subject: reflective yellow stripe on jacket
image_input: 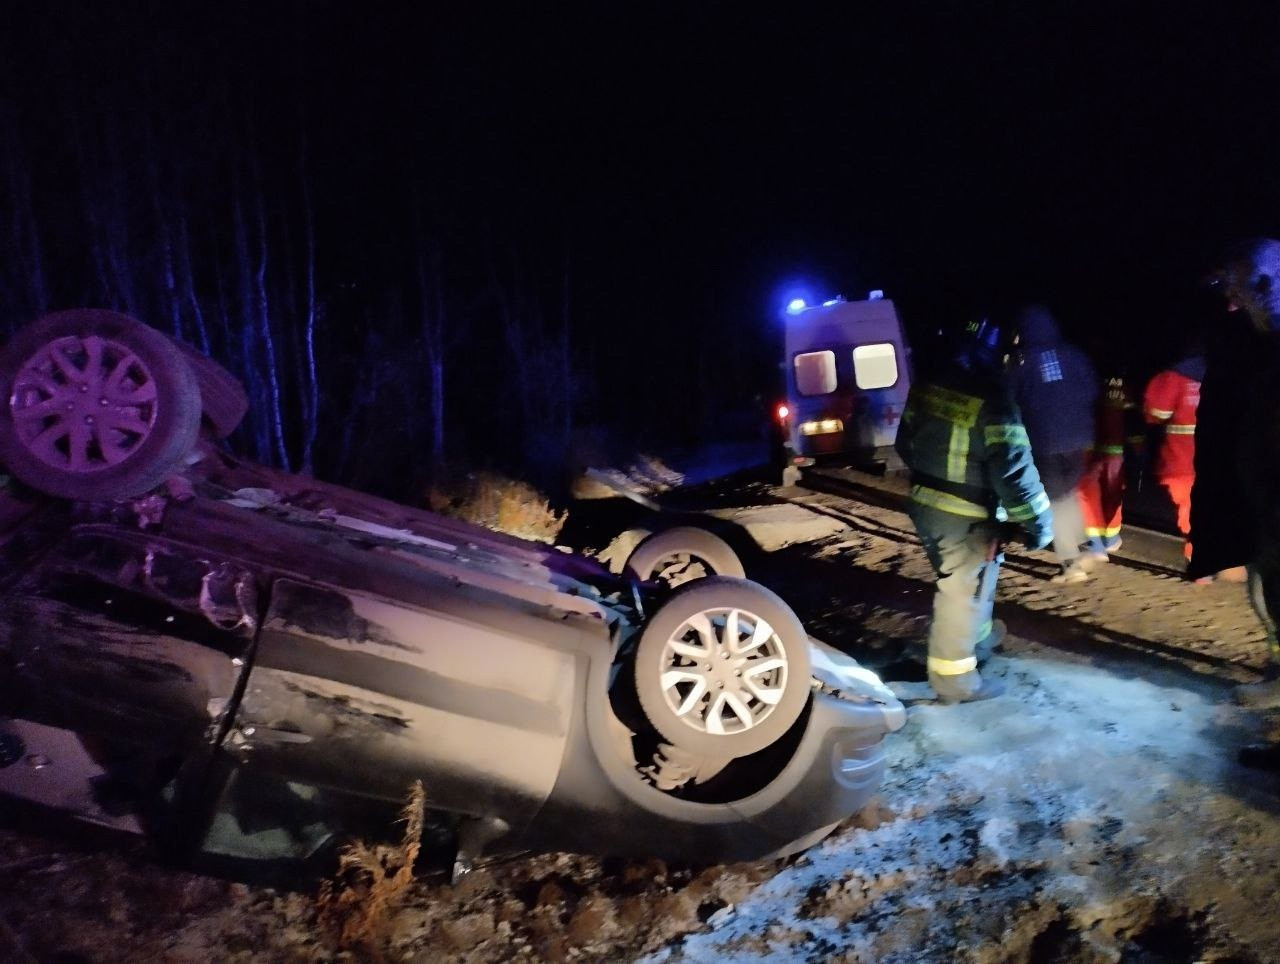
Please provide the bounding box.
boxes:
[1004,490,1051,522]
[909,484,990,519]
[918,384,983,426]
[947,425,969,480]
[918,385,982,482]
[1167,424,1195,435]
[983,424,1030,448]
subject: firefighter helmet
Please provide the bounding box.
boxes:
[951,316,1016,373]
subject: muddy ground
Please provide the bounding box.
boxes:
[2,471,1278,962]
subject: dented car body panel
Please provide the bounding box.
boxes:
[234,576,580,830]
[0,452,903,868]
[1,525,256,748]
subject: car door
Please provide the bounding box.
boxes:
[225,571,581,836]
[0,523,258,829]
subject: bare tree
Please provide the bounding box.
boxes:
[1,111,47,317]
[412,195,447,476]
[174,210,211,355]
[488,240,577,482]
[298,124,320,475]
[142,113,182,341]
[0,39,608,504]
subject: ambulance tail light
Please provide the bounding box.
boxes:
[800,418,844,436]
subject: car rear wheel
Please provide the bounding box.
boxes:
[623,526,745,587]
[0,310,202,499]
[633,576,812,759]
[174,340,247,439]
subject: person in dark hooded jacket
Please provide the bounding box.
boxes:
[1188,285,1259,583]
[1007,305,1099,583]
[1192,239,1280,769]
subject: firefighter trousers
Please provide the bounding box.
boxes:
[1159,474,1194,559]
[1038,451,1089,565]
[907,503,1001,699]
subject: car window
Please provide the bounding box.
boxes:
[852,343,898,390]
[794,350,837,396]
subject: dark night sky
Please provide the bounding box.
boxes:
[7,2,1280,390]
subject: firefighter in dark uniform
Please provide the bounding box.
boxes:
[895,319,1054,702]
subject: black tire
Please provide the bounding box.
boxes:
[633,576,812,759]
[0,310,202,500]
[624,526,746,587]
[175,340,247,439]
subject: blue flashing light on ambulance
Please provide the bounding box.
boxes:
[776,290,912,475]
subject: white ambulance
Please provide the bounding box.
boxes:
[777,292,912,473]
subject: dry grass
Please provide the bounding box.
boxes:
[315,780,426,959]
[427,470,567,543]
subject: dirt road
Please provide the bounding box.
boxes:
[651,479,1280,962]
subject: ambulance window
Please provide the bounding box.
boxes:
[794,351,837,396]
[852,343,898,389]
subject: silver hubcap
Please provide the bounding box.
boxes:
[9,335,159,474]
[658,606,789,736]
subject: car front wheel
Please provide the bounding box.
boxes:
[633,576,812,759]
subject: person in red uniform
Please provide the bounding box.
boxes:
[1143,348,1204,558]
[1079,372,1142,560]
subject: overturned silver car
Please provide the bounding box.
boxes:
[0,310,904,875]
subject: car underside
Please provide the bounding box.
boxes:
[0,311,904,876]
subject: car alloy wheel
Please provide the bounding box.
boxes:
[634,576,812,759]
[0,310,202,499]
[657,605,789,737]
[12,333,162,473]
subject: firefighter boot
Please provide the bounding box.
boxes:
[1050,559,1091,584]
[930,669,1006,704]
[1234,667,1280,711]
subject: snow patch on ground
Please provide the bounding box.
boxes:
[649,656,1270,962]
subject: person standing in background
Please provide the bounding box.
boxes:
[1143,342,1204,561]
[1079,371,1142,561]
[1188,277,1254,588]
[1008,304,1099,584]
[1189,239,1280,767]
